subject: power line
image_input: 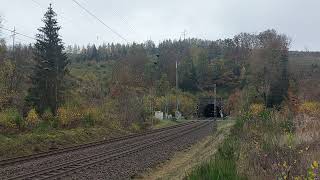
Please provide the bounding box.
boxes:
[112,8,137,36]
[71,0,129,43]
[0,26,36,40]
[80,0,139,39]
[30,0,42,7]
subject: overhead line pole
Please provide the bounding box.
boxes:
[12,27,16,60]
[0,26,36,40]
[176,60,179,113]
[214,84,217,118]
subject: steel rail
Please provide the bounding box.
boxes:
[0,121,196,167]
[7,121,211,180]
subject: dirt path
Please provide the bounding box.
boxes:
[135,120,235,180]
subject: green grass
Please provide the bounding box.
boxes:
[187,157,238,180]
[187,136,246,180]
[153,119,179,129]
[0,127,126,160]
[187,118,247,180]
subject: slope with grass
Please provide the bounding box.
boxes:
[135,120,235,180]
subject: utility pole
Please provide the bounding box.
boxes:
[213,84,217,118]
[182,30,187,40]
[176,60,179,113]
[11,27,16,60]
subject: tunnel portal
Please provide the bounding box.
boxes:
[197,97,224,118]
[203,104,222,118]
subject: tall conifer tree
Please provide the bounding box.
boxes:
[27,4,68,114]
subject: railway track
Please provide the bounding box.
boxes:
[0,121,196,168]
[5,121,210,180]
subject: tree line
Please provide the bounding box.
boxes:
[0,4,290,132]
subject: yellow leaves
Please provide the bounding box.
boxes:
[57,107,69,126]
[312,161,319,169]
[294,176,303,180]
[306,160,319,179]
[249,103,265,117]
[57,106,100,127]
[300,101,320,117]
[26,108,40,126]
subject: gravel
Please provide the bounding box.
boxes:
[0,121,214,180]
[66,122,213,180]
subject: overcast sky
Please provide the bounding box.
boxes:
[0,0,319,50]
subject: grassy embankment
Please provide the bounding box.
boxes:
[152,119,179,129]
[0,126,128,160]
[187,104,320,179]
[187,118,246,180]
[135,119,235,180]
[0,119,181,160]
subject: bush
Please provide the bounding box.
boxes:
[249,103,265,117]
[259,109,272,122]
[57,107,69,127]
[26,108,40,127]
[57,105,103,128]
[82,108,98,127]
[0,108,23,130]
[130,122,141,132]
[280,119,295,134]
[299,101,320,117]
[42,109,54,122]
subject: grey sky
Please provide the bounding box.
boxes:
[0,0,319,50]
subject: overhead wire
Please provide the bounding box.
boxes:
[0,26,36,40]
[112,8,138,37]
[71,0,129,43]
[2,0,132,44]
[80,0,138,37]
[30,0,42,7]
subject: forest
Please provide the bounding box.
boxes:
[1,5,320,179]
[0,26,293,131]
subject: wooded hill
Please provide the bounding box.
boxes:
[1,5,318,134]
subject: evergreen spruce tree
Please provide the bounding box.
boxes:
[27,4,68,114]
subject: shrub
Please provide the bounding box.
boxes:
[26,108,40,127]
[42,108,54,122]
[57,107,69,127]
[130,122,141,132]
[0,108,23,130]
[259,109,272,122]
[299,101,320,117]
[57,105,86,128]
[249,103,265,117]
[280,119,295,134]
[82,108,97,127]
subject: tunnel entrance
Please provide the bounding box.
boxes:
[203,104,222,118]
[197,97,224,118]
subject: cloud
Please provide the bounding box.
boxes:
[0,0,319,50]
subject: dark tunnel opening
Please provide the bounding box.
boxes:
[203,104,222,118]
